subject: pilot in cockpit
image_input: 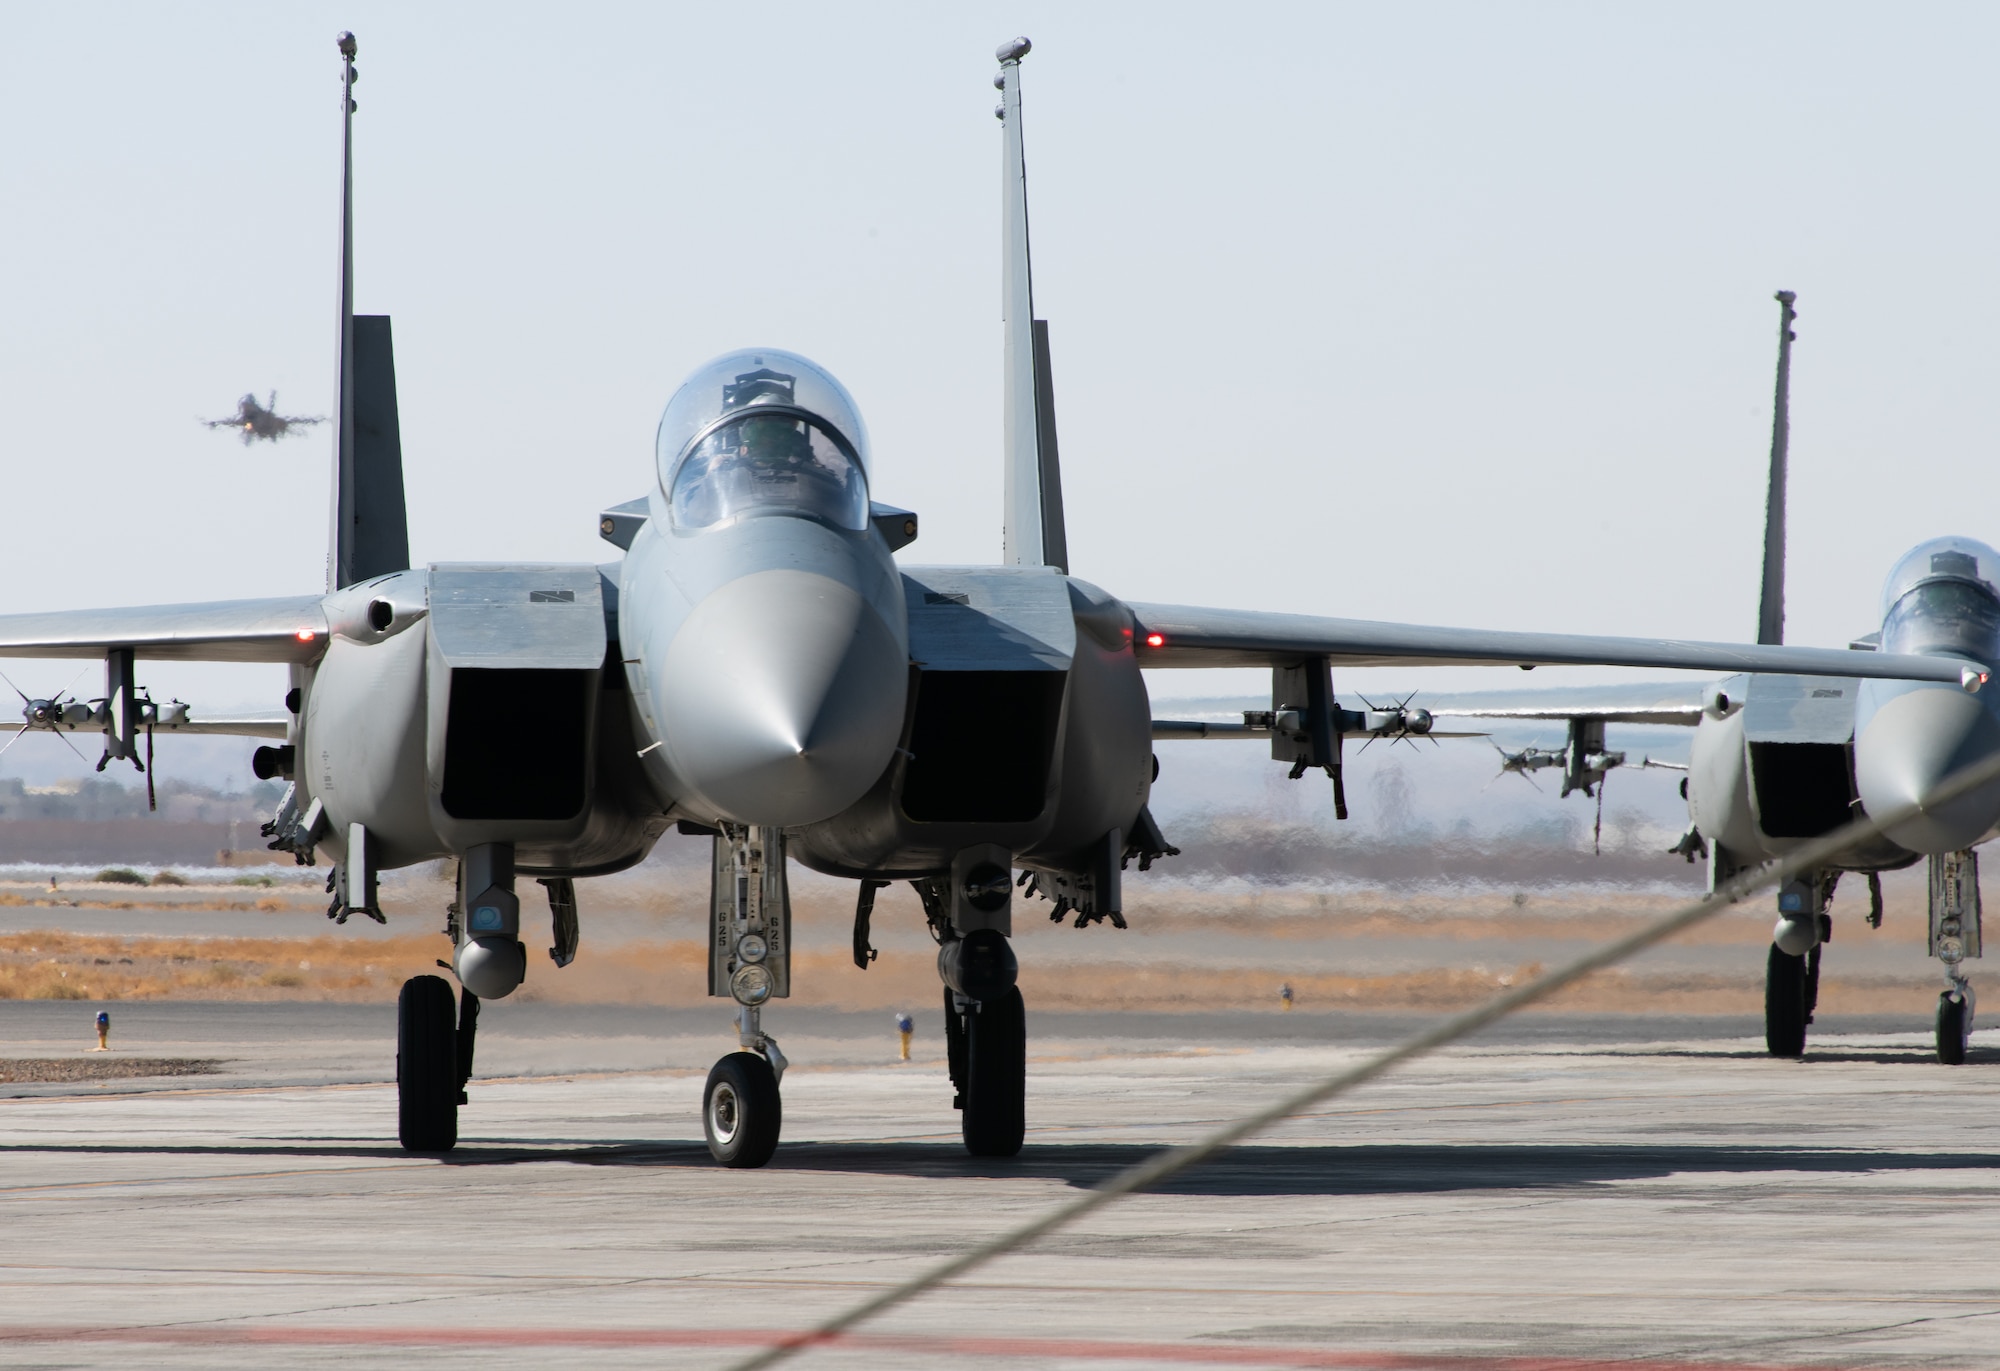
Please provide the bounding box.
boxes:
[667,382,870,533]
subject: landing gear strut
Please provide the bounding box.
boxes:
[1929,850,1981,1065]
[1765,873,1831,1059]
[702,826,790,1166]
[397,974,474,1151]
[927,844,1027,1158]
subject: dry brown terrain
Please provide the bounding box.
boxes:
[0,863,1954,1019]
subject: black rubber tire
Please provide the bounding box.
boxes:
[1937,992,1970,1066]
[962,985,1026,1157]
[703,1051,782,1168]
[397,975,459,1152]
[1765,944,1809,1059]
[943,987,967,1109]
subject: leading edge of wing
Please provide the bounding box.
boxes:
[1125,602,1978,687]
[0,597,329,664]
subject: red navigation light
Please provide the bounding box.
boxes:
[1144,632,1165,649]
[295,628,317,642]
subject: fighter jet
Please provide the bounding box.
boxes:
[203,391,323,445]
[1419,293,2000,1066]
[0,35,1982,1167]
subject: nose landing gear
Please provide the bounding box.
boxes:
[1929,850,1981,1064]
[701,826,791,1166]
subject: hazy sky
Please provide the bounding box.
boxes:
[4,3,1998,733]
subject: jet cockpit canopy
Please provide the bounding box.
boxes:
[655,349,871,533]
[1880,535,2000,662]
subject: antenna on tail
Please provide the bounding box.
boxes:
[1757,290,1797,645]
[996,38,1069,572]
[327,32,411,592]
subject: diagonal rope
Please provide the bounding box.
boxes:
[726,743,2000,1371]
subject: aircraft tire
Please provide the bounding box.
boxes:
[704,1051,781,1168]
[1764,945,1809,1059]
[397,975,460,1152]
[1937,992,1970,1066]
[961,985,1025,1158]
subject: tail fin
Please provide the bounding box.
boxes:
[1756,290,1797,645]
[327,33,411,591]
[996,38,1069,573]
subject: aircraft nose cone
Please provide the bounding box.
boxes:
[1855,687,2000,853]
[658,568,906,827]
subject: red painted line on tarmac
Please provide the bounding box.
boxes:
[0,1324,1919,1370]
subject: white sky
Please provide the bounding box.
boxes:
[3,2,1998,734]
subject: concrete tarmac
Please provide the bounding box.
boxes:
[1,1003,1997,1368]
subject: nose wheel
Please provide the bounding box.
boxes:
[703,1050,782,1167]
[1937,990,1973,1065]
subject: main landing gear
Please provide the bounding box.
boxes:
[397,974,477,1152]
[927,845,1028,1158]
[945,981,1026,1156]
[1765,872,1831,1059]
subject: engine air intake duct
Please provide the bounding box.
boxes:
[900,670,1063,823]
[441,668,590,820]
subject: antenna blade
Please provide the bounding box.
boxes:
[1757,291,1796,646]
[328,33,359,592]
[997,39,1045,567]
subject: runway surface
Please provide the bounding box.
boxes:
[1,1003,1996,1368]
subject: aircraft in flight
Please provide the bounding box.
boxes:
[1,35,1985,1166]
[1412,293,2000,1065]
[203,391,324,445]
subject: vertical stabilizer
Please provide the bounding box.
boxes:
[996,38,1068,572]
[1757,291,1797,645]
[327,33,412,591]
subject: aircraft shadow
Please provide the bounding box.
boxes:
[6,1139,1995,1198]
[1641,1044,2000,1065]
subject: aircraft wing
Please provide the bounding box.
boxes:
[1429,703,1703,727]
[0,710,290,739]
[0,597,328,664]
[1125,602,1980,686]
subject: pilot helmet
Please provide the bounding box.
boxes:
[1880,536,2000,618]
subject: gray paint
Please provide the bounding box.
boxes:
[902,565,1074,671]
[427,564,606,671]
[1741,674,1855,744]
